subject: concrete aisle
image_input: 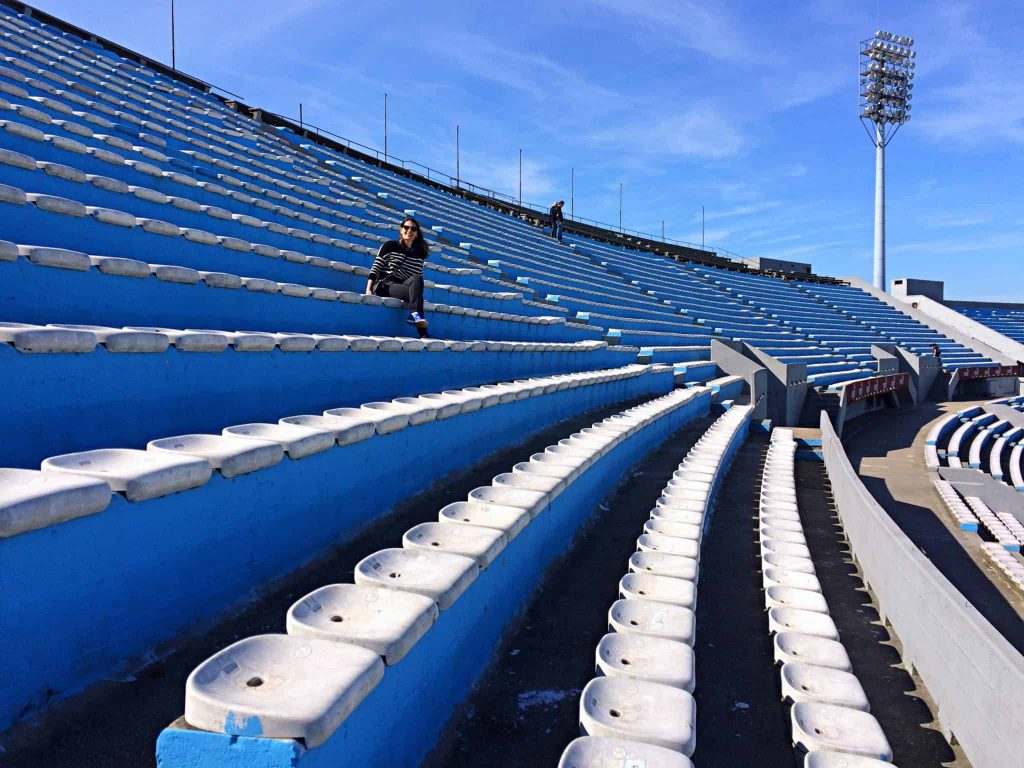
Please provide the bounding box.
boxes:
[424,415,718,767]
[843,402,1024,651]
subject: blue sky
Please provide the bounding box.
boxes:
[25,0,1024,300]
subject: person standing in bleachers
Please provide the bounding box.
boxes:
[548,200,564,242]
[366,217,430,337]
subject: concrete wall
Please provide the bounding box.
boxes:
[892,277,944,302]
[821,413,1024,768]
[744,343,807,426]
[711,339,768,419]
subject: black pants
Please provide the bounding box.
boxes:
[375,274,425,315]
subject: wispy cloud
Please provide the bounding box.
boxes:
[586,0,752,62]
[702,200,781,221]
[586,104,747,160]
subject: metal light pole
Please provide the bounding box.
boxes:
[299,102,303,130]
[701,206,705,249]
[170,0,176,69]
[570,167,574,218]
[619,183,623,232]
[860,30,916,291]
[383,93,388,163]
[518,148,522,206]
[456,124,460,189]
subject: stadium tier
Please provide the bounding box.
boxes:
[949,303,1024,345]
[1,3,1023,768]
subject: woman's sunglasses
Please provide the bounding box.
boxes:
[401,224,419,232]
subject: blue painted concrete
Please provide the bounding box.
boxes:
[0,341,631,469]
[0,370,672,731]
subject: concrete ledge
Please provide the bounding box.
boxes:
[821,412,1024,768]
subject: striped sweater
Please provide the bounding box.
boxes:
[368,240,426,283]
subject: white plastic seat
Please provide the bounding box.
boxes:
[649,506,703,527]
[656,496,707,514]
[628,551,699,581]
[42,448,211,501]
[354,548,477,610]
[493,471,559,498]
[768,608,840,640]
[620,573,696,609]
[766,586,830,613]
[324,405,407,435]
[286,583,438,665]
[758,517,804,534]
[774,632,852,672]
[761,526,807,545]
[763,567,823,593]
[147,433,283,478]
[760,504,801,520]
[0,467,111,538]
[791,702,892,761]
[804,750,894,767]
[0,321,97,353]
[643,518,701,542]
[764,552,816,574]
[661,487,707,504]
[513,461,572,491]
[402,521,506,567]
[438,500,530,539]
[279,414,375,446]
[637,532,700,559]
[608,598,695,645]
[468,485,547,518]
[761,539,813,559]
[781,662,870,711]
[558,736,693,768]
[364,399,436,427]
[595,632,695,692]
[579,677,696,755]
[184,634,383,748]
[222,422,334,459]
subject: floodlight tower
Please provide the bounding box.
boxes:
[859,30,916,291]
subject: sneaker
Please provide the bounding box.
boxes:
[405,311,428,330]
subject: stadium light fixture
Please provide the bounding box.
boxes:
[860,29,917,291]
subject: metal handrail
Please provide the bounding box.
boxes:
[283,111,760,265]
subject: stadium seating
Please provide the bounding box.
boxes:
[950,304,1024,345]
[0,4,1015,765]
[155,387,713,766]
[556,404,752,764]
[761,429,894,763]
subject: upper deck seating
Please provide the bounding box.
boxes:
[951,304,1024,345]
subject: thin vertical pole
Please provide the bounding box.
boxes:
[571,167,575,219]
[299,102,303,130]
[662,220,665,240]
[873,123,886,290]
[619,183,623,231]
[383,93,388,163]
[456,124,460,188]
[702,206,705,248]
[170,0,176,70]
[518,148,522,205]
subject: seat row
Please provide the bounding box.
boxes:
[759,430,896,766]
[980,543,1024,592]
[156,386,713,766]
[557,404,753,767]
[0,363,674,731]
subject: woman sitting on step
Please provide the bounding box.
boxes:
[365,216,430,337]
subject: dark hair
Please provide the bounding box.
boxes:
[401,216,428,259]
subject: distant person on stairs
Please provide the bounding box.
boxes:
[930,343,941,362]
[366,216,430,337]
[548,200,564,242]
